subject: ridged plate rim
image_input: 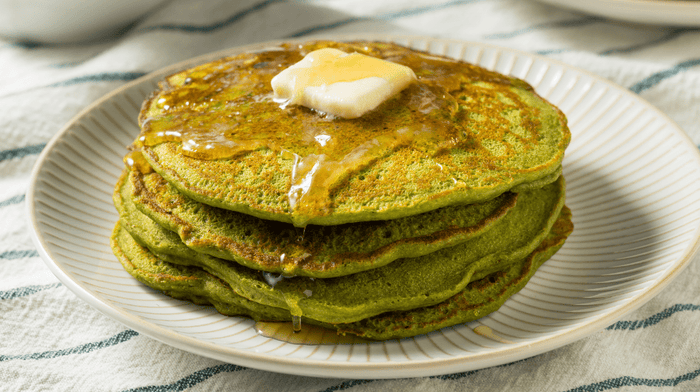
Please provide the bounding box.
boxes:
[26,35,700,379]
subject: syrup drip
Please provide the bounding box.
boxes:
[262,272,285,287]
[124,149,153,174]
[284,117,459,224]
[255,321,370,345]
[260,267,306,331]
[473,325,513,344]
[296,226,307,243]
[292,315,302,332]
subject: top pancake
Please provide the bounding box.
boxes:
[136,41,570,226]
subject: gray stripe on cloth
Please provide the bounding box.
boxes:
[607,304,700,331]
[600,29,695,56]
[0,330,139,361]
[563,366,700,392]
[0,249,39,261]
[0,194,24,208]
[485,16,603,40]
[630,57,700,94]
[120,363,246,392]
[49,72,147,87]
[138,0,285,34]
[0,282,61,301]
[0,144,45,162]
[288,0,489,37]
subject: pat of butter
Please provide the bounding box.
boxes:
[271,48,416,119]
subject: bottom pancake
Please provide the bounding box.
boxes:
[110,206,572,340]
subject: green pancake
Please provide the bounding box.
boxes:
[135,40,570,227]
[121,168,519,277]
[118,172,566,324]
[111,206,572,340]
[337,205,573,339]
[510,165,562,193]
[111,221,292,322]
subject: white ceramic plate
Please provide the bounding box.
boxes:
[27,36,700,379]
[536,0,700,26]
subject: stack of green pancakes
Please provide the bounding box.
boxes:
[111,41,573,340]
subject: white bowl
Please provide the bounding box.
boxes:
[0,0,167,44]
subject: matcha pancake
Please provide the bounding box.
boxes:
[337,205,573,339]
[111,221,292,322]
[111,207,572,340]
[119,173,566,324]
[121,168,519,277]
[135,40,570,226]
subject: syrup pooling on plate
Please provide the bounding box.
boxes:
[254,321,370,344]
[135,41,542,226]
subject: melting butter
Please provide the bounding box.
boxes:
[271,48,416,118]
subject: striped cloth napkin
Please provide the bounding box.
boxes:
[2,0,700,390]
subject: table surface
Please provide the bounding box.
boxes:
[2,0,700,391]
